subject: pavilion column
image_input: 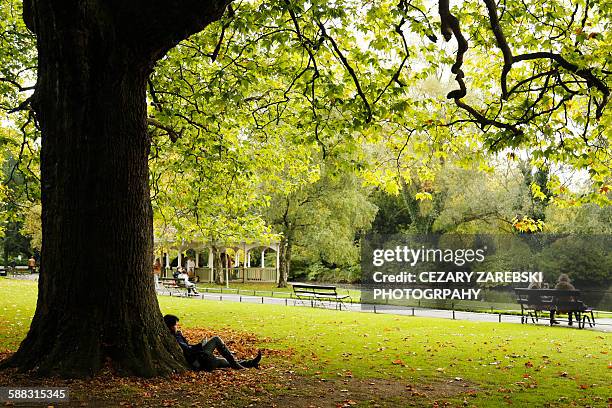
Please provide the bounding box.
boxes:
[195,252,199,268]
[164,252,170,277]
[243,245,247,283]
[261,249,265,268]
[159,250,164,277]
[208,248,213,283]
[247,252,251,268]
[223,254,228,284]
[177,250,183,268]
[275,244,280,283]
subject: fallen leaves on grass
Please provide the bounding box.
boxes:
[0,328,287,407]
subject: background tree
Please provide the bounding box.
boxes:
[265,169,377,286]
[0,124,38,266]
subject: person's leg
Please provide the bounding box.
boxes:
[201,336,244,369]
[550,310,558,324]
[197,351,261,371]
[239,350,262,368]
[197,353,232,371]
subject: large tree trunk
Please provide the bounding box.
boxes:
[1,0,229,378]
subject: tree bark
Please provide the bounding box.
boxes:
[1,0,230,378]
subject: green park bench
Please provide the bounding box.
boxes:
[291,283,352,310]
[515,288,595,329]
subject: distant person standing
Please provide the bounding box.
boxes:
[153,258,162,289]
[186,257,195,274]
[28,256,36,273]
[153,258,162,271]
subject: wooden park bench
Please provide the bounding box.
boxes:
[158,277,193,296]
[515,288,595,329]
[8,266,31,275]
[291,283,352,310]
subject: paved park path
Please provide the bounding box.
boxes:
[8,274,608,332]
[157,289,612,333]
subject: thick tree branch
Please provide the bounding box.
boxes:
[455,99,521,135]
[7,95,34,113]
[439,0,609,139]
[513,52,609,117]
[438,0,468,100]
[318,22,372,123]
[483,0,608,116]
[210,4,235,62]
[482,0,512,99]
[0,77,35,92]
[373,19,409,105]
[147,117,182,143]
[101,0,234,64]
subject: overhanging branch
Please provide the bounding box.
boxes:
[438,0,609,139]
[147,117,182,143]
[318,22,372,123]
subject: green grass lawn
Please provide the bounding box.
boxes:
[193,281,362,301]
[1,278,610,407]
[191,282,612,320]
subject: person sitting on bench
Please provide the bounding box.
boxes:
[551,273,577,325]
[164,314,262,371]
[526,278,544,311]
[177,268,199,295]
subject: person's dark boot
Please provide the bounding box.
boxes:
[240,350,262,369]
[215,340,246,369]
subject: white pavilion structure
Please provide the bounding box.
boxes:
[154,237,281,283]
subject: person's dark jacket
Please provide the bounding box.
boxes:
[174,331,203,365]
[554,280,577,311]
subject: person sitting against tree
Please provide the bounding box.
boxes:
[163,314,262,371]
[550,273,578,325]
[176,267,199,295]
